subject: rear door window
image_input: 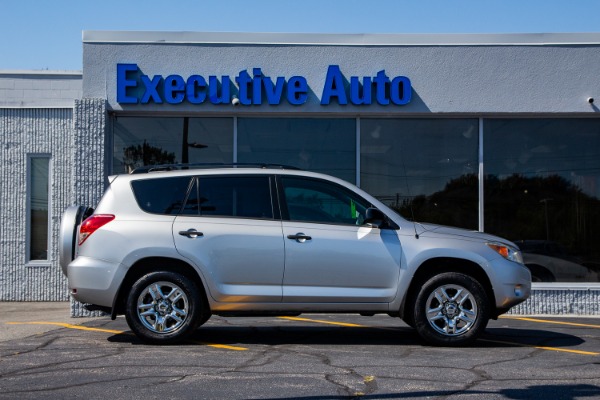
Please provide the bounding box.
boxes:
[182,175,274,219]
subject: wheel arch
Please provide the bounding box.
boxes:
[401,257,497,323]
[111,256,209,319]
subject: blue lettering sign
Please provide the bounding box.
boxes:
[115,63,411,107]
[390,76,411,105]
[321,66,411,106]
[208,76,230,104]
[373,70,390,105]
[321,65,348,105]
[287,76,308,105]
[116,64,139,104]
[350,76,372,105]
[186,75,207,104]
[235,70,252,105]
[140,75,163,104]
[164,75,185,104]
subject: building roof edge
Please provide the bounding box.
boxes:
[0,70,82,77]
[82,31,600,46]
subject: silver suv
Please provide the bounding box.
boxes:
[60,165,531,346]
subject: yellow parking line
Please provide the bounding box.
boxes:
[278,316,365,327]
[479,338,599,356]
[279,316,598,356]
[500,316,600,329]
[189,340,248,351]
[6,321,126,335]
[6,321,248,351]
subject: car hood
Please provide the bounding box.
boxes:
[414,222,517,248]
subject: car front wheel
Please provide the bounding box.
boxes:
[413,272,490,346]
[125,271,204,344]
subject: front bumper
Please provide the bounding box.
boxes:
[488,257,532,311]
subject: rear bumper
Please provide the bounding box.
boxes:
[68,256,125,308]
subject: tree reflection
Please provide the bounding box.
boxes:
[122,140,176,173]
[389,173,600,282]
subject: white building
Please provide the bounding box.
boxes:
[2,31,600,315]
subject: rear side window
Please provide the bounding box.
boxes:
[131,176,192,215]
[182,175,274,219]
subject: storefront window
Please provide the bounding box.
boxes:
[361,119,479,229]
[112,117,233,173]
[484,119,600,283]
[237,118,356,183]
[28,155,50,262]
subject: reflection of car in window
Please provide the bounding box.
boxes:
[514,240,600,283]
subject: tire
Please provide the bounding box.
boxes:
[413,272,490,346]
[125,271,205,344]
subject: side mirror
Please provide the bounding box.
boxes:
[364,207,385,228]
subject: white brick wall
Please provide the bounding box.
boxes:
[0,108,74,301]
[0,99,108,317]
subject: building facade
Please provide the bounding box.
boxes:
[2,31,600,315]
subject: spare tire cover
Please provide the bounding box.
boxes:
[59,206,92,276]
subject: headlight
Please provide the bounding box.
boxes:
[487,243,524,264]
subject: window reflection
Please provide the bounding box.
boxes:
[113,117,233,173]
[29,157,49,261]
[237,118,356,183]
[361,119,479,229]
[485,119,600,283]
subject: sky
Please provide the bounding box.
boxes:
[1,0,600,71]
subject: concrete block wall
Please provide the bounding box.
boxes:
[0,108,74,301]
[70,98,107,317]
[0,96,107,318]
[508,288,600,315]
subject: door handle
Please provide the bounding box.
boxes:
[179,229,203,238]
[287,233,312,243]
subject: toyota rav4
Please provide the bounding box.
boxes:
[59,164,531,346]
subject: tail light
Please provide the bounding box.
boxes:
[79,214,115,245]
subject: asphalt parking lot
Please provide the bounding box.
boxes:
[1,310,600,399]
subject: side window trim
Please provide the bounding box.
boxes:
[274,174,289,222]
[269,175,282,220]
[179,176,199,215]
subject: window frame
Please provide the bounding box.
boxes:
[26,154,52,265]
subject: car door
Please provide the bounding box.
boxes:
[173,174,285,303]
[279,175,401,303]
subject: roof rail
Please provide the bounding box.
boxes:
[130,163,302,174]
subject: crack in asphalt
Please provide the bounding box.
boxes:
[0,374,189,394]
[2,317,600,398]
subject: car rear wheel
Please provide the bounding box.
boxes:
[125,271,205,344]
[413,272,490,346]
